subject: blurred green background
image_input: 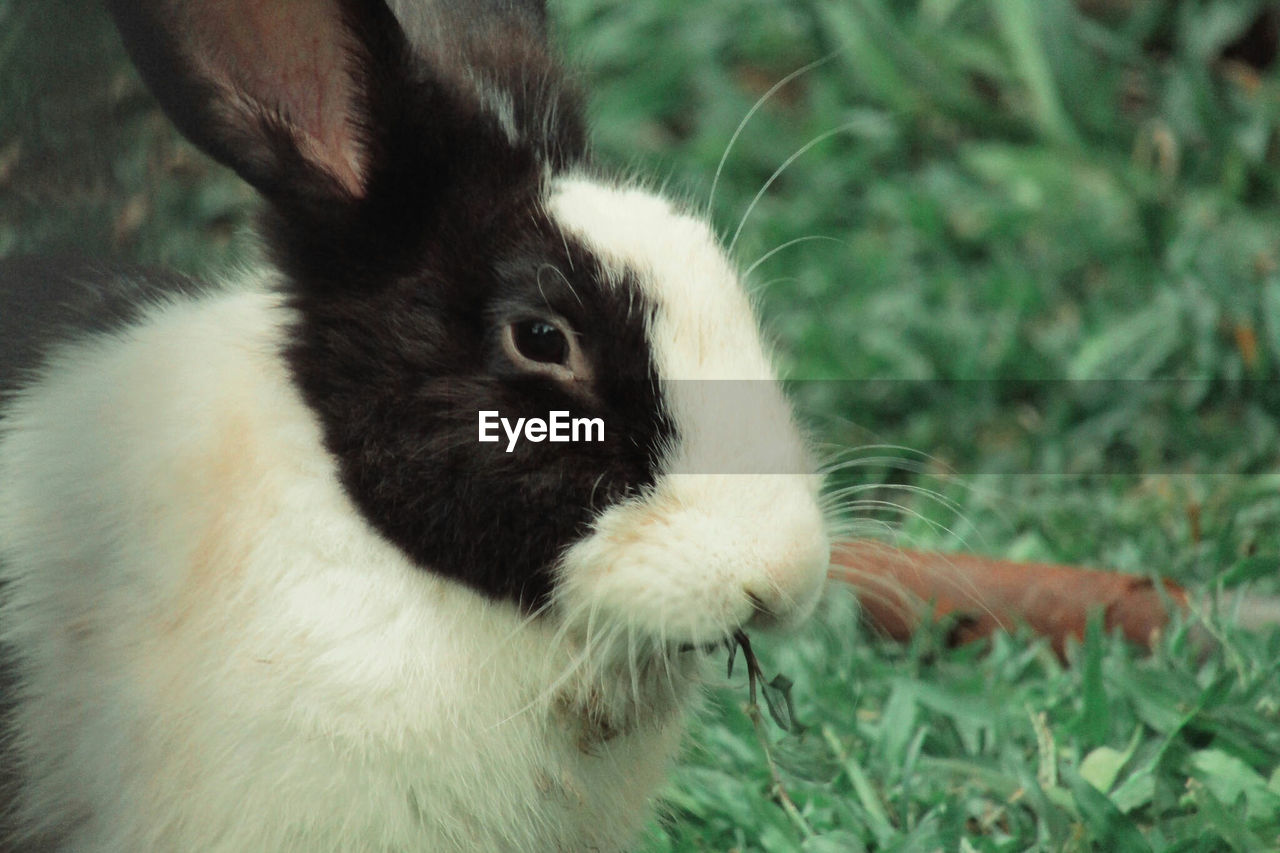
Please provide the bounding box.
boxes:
[4,0,1280,849]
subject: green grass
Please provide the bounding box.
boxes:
[4,0,1280,849]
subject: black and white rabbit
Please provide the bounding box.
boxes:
[0,1,830,850]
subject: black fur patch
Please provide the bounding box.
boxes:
[284,198,674,609]
[255,4,673,608]
[104,0,674,608]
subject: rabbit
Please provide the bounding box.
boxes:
[0,0,831,851]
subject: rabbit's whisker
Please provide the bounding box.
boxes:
[706,52,840,225]
[742,234,848,281]
[728,120,863,256]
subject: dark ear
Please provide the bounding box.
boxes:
[383,0,586,170]
[108,0,585,225]
[389,0,549,47]
[105,0,406,206]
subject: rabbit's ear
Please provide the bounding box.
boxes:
[106,0,407,203]
[389,0,549,46]
[108,0,585,259]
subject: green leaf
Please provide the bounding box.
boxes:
[1065,768,1154,852]
[803,831,869,853]
[1261,275,1280,368]
[1184,776,1272,852]
[1077,609,1109,745]
[762,673,803,734]
[988,0,1078,145]
[1081,747,1129,794]
[1068,291,1184,380]
[1109,769,1156,814]
[772,732,843,785]
[1221,555,1280,587]
[1191,749,1280,823]
[1082,727,1144,794]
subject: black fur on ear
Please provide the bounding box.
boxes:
[106,0,588,284]
[388,0,550,51]
[105,0,386,206]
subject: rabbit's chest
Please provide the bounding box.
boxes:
[188,705,685,853]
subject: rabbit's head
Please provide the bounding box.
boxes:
[108,0,830,656]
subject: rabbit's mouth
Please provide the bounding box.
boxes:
[675,639,730,654]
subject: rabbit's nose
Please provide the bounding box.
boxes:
[741,534,830,632]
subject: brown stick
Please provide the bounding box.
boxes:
[830,541,1190,658]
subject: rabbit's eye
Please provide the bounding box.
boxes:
[511,320,569,366]
[501,316,590,382]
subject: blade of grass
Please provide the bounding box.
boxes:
[989,0,1079,145]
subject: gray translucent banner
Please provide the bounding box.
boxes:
[473,379,1278,475]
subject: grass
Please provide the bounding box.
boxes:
[3,0,1280,850]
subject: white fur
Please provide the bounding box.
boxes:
[0,273,688,851]
[0,178,827,851]
[469,72,521,144]
[548,177,829,645]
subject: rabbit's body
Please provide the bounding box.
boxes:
[1,269,691,852]
[0,2,830,850]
